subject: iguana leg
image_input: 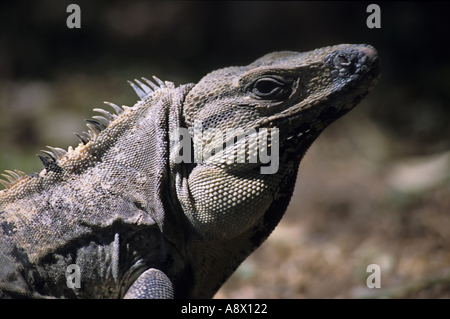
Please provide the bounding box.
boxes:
[123,268,174,299]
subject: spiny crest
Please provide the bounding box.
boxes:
[0,76,172,190]
[71,76,172,146]
[0,170,28,189]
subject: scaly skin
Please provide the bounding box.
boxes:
[0,44,380,298]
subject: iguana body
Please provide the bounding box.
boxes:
[0,44,381,298]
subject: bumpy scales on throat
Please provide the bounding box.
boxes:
[0,44,380,298]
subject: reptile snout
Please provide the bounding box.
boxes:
[324,45,381,83]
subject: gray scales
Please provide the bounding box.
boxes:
[0,44,381,299]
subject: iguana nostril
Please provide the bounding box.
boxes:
[338,54,351,66]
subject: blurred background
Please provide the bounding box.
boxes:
[1,1,449,298]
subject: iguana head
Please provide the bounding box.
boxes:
[184,44,381,161]
[180,44,381,240]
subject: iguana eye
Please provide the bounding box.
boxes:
[251,77,290,100]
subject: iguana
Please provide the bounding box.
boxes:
[0,44,381,299]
